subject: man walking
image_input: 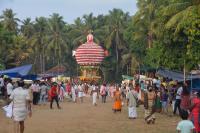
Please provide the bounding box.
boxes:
[127,86,138,119]
[0,75,5,97]
[100,83,107,103]
[50,83,61,109]
[31,81,40,105]
[173,83,183,115]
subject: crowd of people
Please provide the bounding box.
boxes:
[124,75,200,133]
[0,74,200,133]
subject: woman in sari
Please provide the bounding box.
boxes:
[113,86,122,113]
[144,87,156,124]
[189,92,200,133]
[154,88,162,113]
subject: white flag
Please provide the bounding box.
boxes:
[72,50,76,56]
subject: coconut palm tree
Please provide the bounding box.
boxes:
[68,17,85,48]
[31,17,48,73]
[132,0,167,49]
[21,18,34,39]
[83,13,97,32]
[121,52,139,75]
[0,23,15,68]
[163,0,200,31]
[105,8,130,77]
[47,13,68,66]
[8,35,33,66]
[0,9,19,34]
[70,13,100,48]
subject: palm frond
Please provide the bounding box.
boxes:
[162,2,191,17]
[105,31,115,49]
[165,10,185,29]
[121,53,131,67]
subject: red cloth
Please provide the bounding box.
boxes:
[66,83,71,93]
[135,86,140,93]
[48,89,51,101]
[189,97,200,132]
[50,86,58,97]
[180,94,190,110]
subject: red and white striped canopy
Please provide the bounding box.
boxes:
[75,34,105,66]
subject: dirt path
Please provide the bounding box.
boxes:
[0,97,179,133]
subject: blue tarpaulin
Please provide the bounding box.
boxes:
[0,64,32,77]
[21,74,37,80]
[157,68,200,90]
[191,79,200,91]
[156,68,200,81]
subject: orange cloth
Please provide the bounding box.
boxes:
[113,91,122,110]
[113,100,122,110]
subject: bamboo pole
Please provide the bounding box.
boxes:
[184,60,186,83]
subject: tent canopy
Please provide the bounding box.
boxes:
[156,68,200,90]
[122,75,134,80]
[46,65,66,74]
[0,64,32,77]
[156,68,200,81]
[21,74,37,80]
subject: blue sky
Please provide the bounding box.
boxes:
[0,0,137,24]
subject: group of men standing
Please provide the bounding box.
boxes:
[0,75,14,99]
[69,83,108,105]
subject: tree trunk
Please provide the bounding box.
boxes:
[40,54,43,74]
[115,44,119,75]
[147,31,153,48]
[183,60,186,83]
[115,32,119,77]
[127,65,128,75]
[42,46,45,73]
[33,54,37,74]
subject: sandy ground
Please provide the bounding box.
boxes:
[0,96,180,133]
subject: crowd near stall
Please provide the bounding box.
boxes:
[0,35,200,133]
[1,71,200,133]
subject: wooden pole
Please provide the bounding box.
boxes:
[184,60,186,83]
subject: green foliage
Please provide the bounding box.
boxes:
[0,3,200,81]
[0,8,19,35]
[0,63,5,70]
[135,0,200,72]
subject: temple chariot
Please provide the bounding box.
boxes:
[74,34,106,82]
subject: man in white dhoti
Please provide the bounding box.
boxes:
[9,80,32,133]
[91,84,98,106]
[78,84,84,103]
[126,86,138,119]
[72,84,78,103]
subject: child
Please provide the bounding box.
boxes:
[176,110,195,133]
